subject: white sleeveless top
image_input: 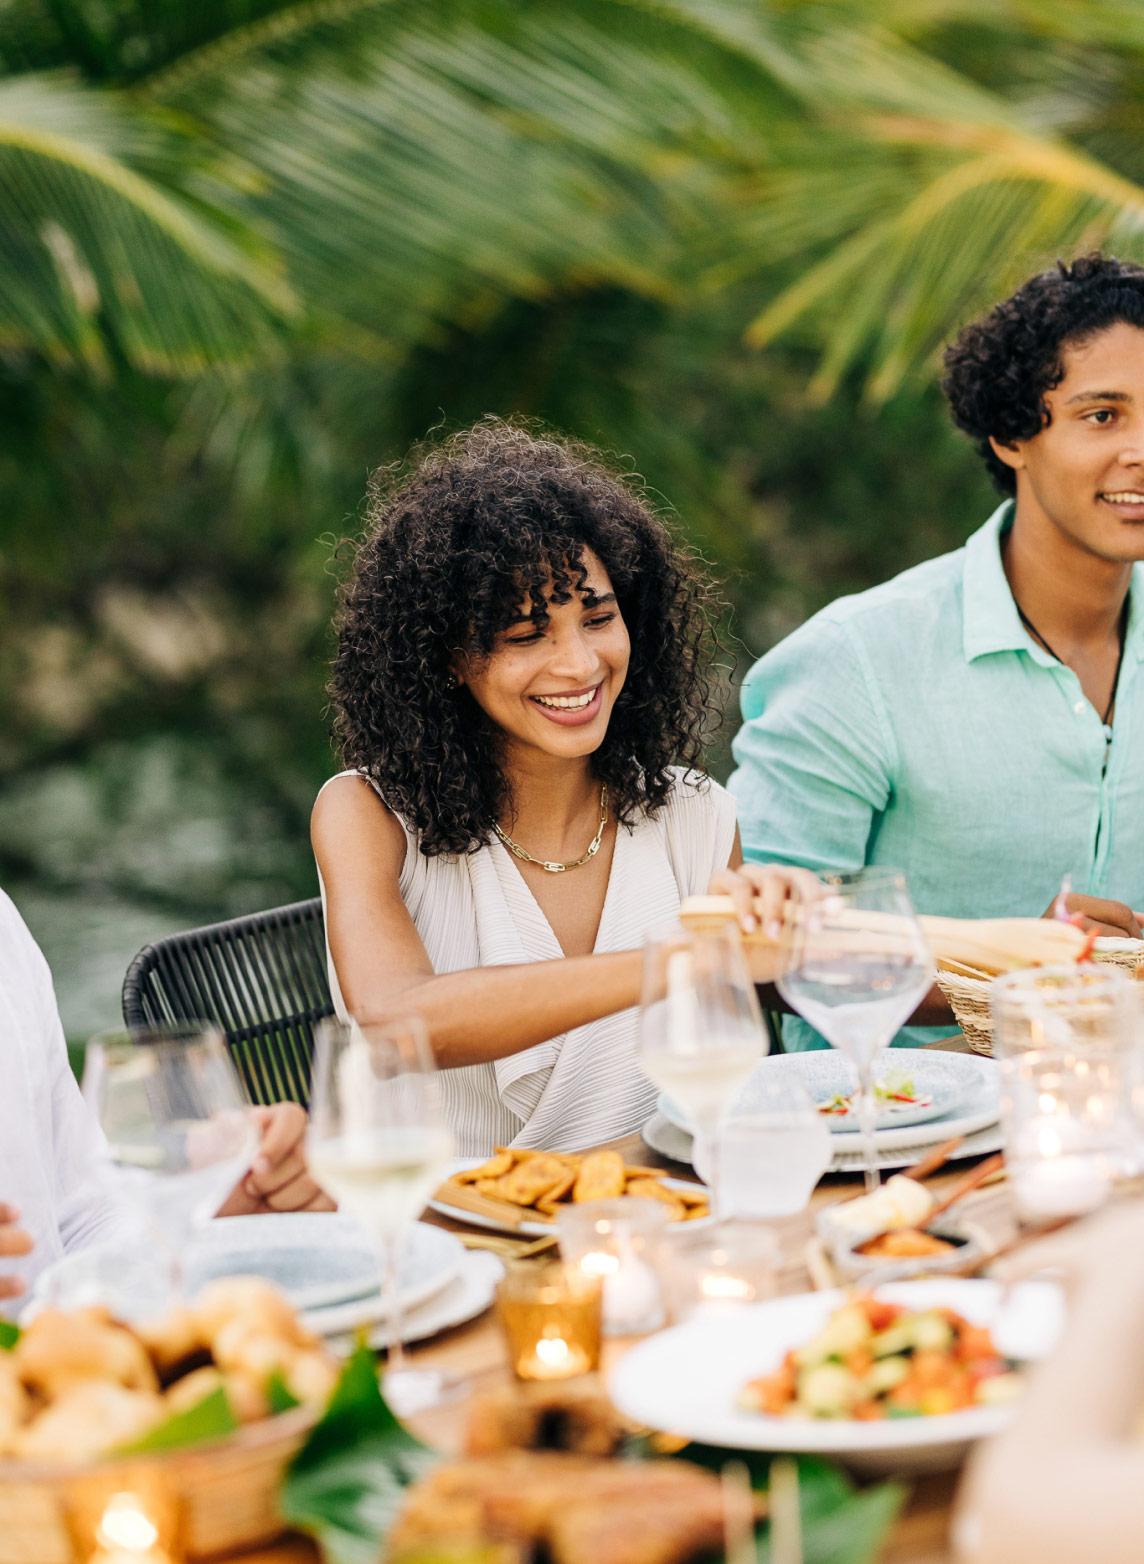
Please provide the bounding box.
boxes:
[317,767,737,1156]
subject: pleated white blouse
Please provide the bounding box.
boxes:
[318,767,737,1157]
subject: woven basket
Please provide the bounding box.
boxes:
[0,1403,316,1564]
[936,943,1144,1057]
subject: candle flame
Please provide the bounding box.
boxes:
[699,1275,753,1301]
[580,1251,620,1278]
[97,1494,159,1554]
[535,1336,571,1367]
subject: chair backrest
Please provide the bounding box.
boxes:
[121,898,334,1106]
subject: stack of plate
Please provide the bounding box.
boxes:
[642,1048,1002,1173]
[33,1212,503,1352]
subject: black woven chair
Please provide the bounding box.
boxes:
[121,898,334,1107]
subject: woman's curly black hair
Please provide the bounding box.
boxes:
[331,420,723,857]
[942,253,1144,494]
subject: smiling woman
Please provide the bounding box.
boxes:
[311,420,815,1155]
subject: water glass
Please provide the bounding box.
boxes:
[639,923,766,1215]
[777,868,933,1192]
[992,964,1137,1056]
[713,1073,833,1219]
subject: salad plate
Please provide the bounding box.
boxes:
[608,1278,1065,1474]
[641,1108,1002,1173]
[660,1050,980,1136]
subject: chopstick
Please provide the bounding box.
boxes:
[902,1135,965,1183]
[927,1153,1005,1220]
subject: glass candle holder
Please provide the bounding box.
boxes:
[557,1198,668,1335]
[65,1471,181,1564]
[1000,1045,1135,1222]
[992,963,1136,1056]
[658,1220,778,1323]
[495,1261,603,1380]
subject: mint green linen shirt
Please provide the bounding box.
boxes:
[728,502,1144,1051]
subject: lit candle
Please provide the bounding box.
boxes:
[1012,1154,1112,1221]
[579,1251,663,1334]
[87,1492,176,1564]
[495,1263,602,1380]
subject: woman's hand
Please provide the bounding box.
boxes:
[0,1203,33,1300]
[217,1103,336,1217]
[706,862,823,983]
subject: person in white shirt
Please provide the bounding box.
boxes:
[0,887,331,1303]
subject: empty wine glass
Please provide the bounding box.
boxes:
[776,868,934,1193]
[639,923,766,1216]
[306,1015,460,1415]
[82,1025,259,1300]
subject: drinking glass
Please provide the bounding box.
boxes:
[716,1073,833,1219]
[82,1025,259,1301]
[776,868,934,1192]
[639,923,766,1216]
[306,1015,459,1415]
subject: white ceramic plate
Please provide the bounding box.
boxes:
[609,1279,1065,1473]
[641,1110,1003,1173]
[658,1053,999,1156]
[660,1051,993,1141]
[33,1215,461,1321]
[428,1158,712,1235]
[314,1249,504,1350]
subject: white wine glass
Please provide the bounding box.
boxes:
[82,1025,259,1302]
[639,924,766,1217]
[776,868,934,1193]
[306,1015,460,1416]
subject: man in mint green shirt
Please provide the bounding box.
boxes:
[729,254,1144,1049]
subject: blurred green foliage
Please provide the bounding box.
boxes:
[4,0,1144,1024]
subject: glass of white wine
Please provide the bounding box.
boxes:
[638,924,766,1216]
[776,868,934,1193]
[306,1015,459,1415]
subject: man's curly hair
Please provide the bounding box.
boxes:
[943,253,1144,494]
[331,420,723,857]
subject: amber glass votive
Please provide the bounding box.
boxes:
[496,1261,603,1380]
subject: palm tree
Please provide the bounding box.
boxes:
[5,0,1144,400]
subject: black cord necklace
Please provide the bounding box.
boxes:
[1015,599,1128,728]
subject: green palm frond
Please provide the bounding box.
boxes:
[0,72,293,370]
[740,14,1144,399]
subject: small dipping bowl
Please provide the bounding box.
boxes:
[828,1213,988,1283]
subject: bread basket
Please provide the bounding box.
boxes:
[936,939,1144,1056]
[0,1403,316,1564]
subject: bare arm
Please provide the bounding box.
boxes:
[313,783,808,1068]
[313,775,643,1068]
[955,1206,1144,1564]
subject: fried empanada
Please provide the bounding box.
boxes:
[623,1178,686,1221]
[572,1150,625,1203]
[501,1154,574,1205]
[454,1150,516,1183]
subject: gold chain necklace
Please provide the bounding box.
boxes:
[493,784,609,873]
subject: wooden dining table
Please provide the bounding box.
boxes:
[231,1034,1015,1564]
